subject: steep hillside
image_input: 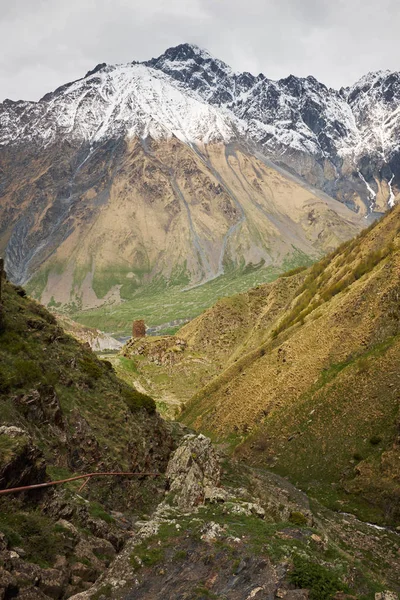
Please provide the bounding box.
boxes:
[1,267,399,599]
[120,269,307,411]
[0,276,174,597]
[178,205,400,524]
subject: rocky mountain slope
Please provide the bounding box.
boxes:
[148,44,400,212]
[1,257,399,599]
[181,204,400,525]
[4,44,397,318]
[54,313,122,351]
[0,275,175,597]
[122,205,400,526]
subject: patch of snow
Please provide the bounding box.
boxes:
[358,171,376,214]
[388,174,396,208]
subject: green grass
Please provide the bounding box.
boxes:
[0,508,77,568]
[248,334,400,524]
[123,501,383,599]
[88,502,115,524]
[0,278,162,516]
[70,264,295,335]
[289,556,349,600]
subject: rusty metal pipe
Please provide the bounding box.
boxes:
[0,471,160,496]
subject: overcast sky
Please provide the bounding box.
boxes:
[1,0,399,102]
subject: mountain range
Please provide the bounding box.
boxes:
[0,43,399,319]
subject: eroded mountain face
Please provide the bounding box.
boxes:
[0,44,398,310]
[147,44,400,211]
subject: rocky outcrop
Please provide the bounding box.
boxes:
[165,433,221,509]
[122,336,187,367]
[0,426,46,490]
[63,433,400,600]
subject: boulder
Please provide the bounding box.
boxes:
[166,434,221,509]
[38,567,68,599]
[0,567,17,600]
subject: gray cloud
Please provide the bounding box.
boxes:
[0,0,399,101]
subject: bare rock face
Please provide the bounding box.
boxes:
[165,433,221,509]
[13,386,66,435]
[0,426,46,490]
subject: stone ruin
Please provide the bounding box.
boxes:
[132,319,146,338]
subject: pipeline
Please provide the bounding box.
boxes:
[0,471,160,496]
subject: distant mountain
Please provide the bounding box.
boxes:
[0,44,397,314]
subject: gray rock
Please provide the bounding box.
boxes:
[38,567,69,599]
[0,567,17,600]
[166,434,221,509]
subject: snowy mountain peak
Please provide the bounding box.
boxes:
[0,61,240,148]
[149,43,216,63]
[146,43,231,71]
[0,43,399,213]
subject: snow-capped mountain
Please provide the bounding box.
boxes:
[1,42,399,211]
[0,43,397,313]
[0,62,239,147]
[147,44,400,212]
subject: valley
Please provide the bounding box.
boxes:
[118,205,400,528]
[1,40,400,600]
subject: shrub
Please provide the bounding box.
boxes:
[101,360,114,373]
[289,556,348,600]
[369,435,382,446]
[79,356,104,380]
[12,285,27,297]
[289,511,308,526]
[121,386,156,414]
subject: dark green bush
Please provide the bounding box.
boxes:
[121,386,156,414]
[289,511,308,526]
[289,556,348,599]
[101,360,115,373]
[79,356,104,380]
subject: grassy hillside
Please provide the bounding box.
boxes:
[119,266,309,414]
[177,205,400,525]
[0,277,173,494]
[0,278,174,589]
